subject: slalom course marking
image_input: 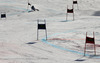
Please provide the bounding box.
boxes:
[1,6,29,16]
[0,1,30,16]
[41,30,100,58]
[42,39,89,56]
[0,1,25,4]
[1,0,100,59]
[48,38,84,40]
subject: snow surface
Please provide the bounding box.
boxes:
[0,0,100,63]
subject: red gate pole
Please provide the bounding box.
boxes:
[84,32,87,56]
[66,5,68,21]
[93,32,96,55]
[73,5,74,21]
[84,32,96,56]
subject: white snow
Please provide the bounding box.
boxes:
[0,0,100,63]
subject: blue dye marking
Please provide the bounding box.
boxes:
[42,39,89,56]
[2,6,29,16]
[0,1,14,3]
[41,30,100,58]
[0,1,28,16]
[47,30,77,38]
[0,1,25,4]
[1,0,100,58]
[60,20,73,22]
[2,6,27,11]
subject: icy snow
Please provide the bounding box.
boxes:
[0,0,100,63]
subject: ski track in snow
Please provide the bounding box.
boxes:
[0,0,100,63]
[41,29,100,58]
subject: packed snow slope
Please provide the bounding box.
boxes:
[0,0,100,63]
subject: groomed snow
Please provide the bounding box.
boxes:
[0,0,100,63]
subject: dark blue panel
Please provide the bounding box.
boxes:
[38,24,46,29]
[1,14,6,18]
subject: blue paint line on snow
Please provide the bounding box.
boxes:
[2,6,27,11]
[0,1,15,3]
[0,6,30,16]
[7,10,28,16]
[47,30,77,38]
[41,30,89,56]
[0,1,25,4]
[2,0,100,59]
[0,2,29,16]
[41,30,100,58]
[0,0,27,11]
[42,39,89,56]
